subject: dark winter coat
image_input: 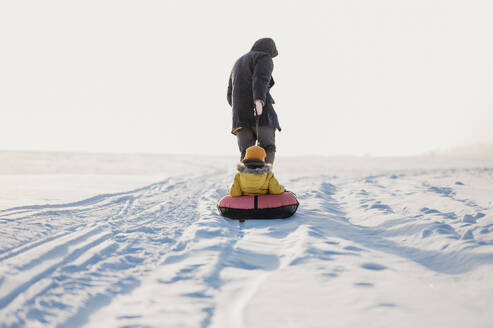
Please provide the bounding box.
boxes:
[227,38,281,134]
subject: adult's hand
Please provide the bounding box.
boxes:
[254,99,263,116]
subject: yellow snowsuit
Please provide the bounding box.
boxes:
[229,163,285,197]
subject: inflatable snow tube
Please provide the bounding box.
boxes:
[217,191,299,220]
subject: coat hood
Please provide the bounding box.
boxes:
[251,38,278,58]
[237,163,272,175]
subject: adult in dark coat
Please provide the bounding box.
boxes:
[227,38,281,164]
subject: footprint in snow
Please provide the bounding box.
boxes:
[422,223,460,240]
[428,186,455,197]
[378,303,397,308]
[421,207,458,220]
[462,212,485,223]
[421,207,441,215]
[361,263,387,271]
[354,282,374,287]
[344,245,364,252]
[461,230,474,240]
[369,202,394,214]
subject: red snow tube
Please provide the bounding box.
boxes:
[217,191,299,220]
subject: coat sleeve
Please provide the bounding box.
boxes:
[227,71,233,107]
[268,173,285,195]
[228,173,242,197]
[252,55,273,104]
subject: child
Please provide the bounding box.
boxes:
[229,145,285,197]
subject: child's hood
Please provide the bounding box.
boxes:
[236,163,272,175]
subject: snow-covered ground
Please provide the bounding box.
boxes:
[1,151,493,328]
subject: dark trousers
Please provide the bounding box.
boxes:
[236,126,276,164]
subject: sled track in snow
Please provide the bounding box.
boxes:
[0,169,230,327]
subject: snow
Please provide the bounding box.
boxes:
[1,151,493,327]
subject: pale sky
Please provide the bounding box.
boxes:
[1,0,492,156]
